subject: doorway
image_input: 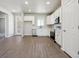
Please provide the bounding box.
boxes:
[0,11,6,39]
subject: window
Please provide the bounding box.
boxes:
[37,19,44,27]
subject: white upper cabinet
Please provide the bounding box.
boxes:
[46,14,55,25]
[46,15,51,24]
[46,7,61,25]
[54,7,61,19]
[24,16,35,24]
[50,13,55,24]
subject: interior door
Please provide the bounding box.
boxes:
[62,0,79,57]
[24,21,32,36]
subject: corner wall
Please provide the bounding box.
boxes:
[0,6,14,37]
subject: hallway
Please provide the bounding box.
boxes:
[0,36,69,58]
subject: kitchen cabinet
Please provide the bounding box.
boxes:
[24,16,35,25]
[54,24,62,46]
[46,7,61,25]
[46,15,51,24]
[46,14,55,25]
[54,7,61,21]
[50,13,55,24]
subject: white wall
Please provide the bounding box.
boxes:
[8,14,14,37]
[61,0,79,57]
[0,6,14,37]
[0,18,5,35]
[14,13,24,35]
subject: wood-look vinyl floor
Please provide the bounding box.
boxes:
[0,36,69,58]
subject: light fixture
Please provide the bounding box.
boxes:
[12,10,16,12]
[25,1,28,5]
[46,1,50,5]
[29,9,31,12]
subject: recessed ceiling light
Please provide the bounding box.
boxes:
[46,1,50,5]
[29,9,31,12]
[12,10,16,12]
[25,1,28,5]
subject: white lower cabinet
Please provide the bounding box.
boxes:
[54,24,62,46]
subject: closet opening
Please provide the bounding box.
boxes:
[0,11,8,40]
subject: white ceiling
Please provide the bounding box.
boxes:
[0,0,61,14]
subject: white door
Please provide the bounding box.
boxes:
[62,0,79,57]
[24,21,32,35]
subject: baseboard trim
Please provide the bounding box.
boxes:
[14,34,22,36]
[54,41,72,58]
[37,36,49,37]
[5,35,14,38]
[23,35,32,37]
[64,51,72,58]
[61,48,72,58]
[61,47,65,51]
[55,41,61,48]
[32,35,38,37]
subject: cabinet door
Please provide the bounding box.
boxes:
[47,16,51,24]
[51,7,61,24]
[50,14,55,24]
[55,26,62,46]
